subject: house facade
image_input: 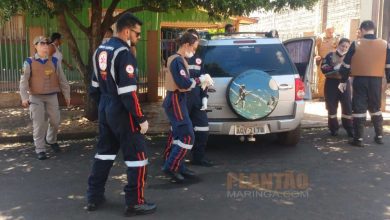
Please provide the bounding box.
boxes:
[241,0,389,42]
[240,0,389,100]
[0,1,254,103]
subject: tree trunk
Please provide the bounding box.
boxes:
[83,58,98,120]
[56,11,100,120]
[83,71,99,121]
[56,2,146,121]
[56,12,87,77]
[83,0,104,121]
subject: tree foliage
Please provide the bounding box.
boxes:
[142,0,318,19]
[0,0,319,120]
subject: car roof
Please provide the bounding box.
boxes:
[200,37,282,46]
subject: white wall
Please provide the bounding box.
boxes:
[360,0,373,21]
[241,0,361,40]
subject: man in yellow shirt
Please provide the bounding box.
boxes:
[315,25,339,98]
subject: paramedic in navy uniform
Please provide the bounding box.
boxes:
[320,38,353,137]
[163,29,213,168]
[162,32,213,183]
[340,20,390,147]
[86,13,156,216]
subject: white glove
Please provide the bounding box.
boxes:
[199,74,214,90]
[200,97,208,111]
[338,83,347,93]
[139,120,149,134]
[334,63,341,71]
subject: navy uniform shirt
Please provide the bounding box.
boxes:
[90,37,145,123]
[187,56,208,100]
[340,34,390,83]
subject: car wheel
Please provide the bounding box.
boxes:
[277,125,301,146]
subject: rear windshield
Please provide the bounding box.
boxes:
[199,44,296,77]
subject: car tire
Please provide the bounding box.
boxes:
[277,125,301,146]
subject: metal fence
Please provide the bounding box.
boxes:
[1,40,146,97]
[159,38,177,99]
[0,16,29,92]
[159,29,182,99]
[1,57,86,94]
[0,16,85,93]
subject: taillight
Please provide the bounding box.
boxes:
[295,76,305,100]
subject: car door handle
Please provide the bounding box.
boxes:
[278,84,293,90]
[208,88,216,93]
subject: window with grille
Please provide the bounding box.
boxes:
[0,15,26,40]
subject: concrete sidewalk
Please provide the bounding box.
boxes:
[303,96,390,128]
[1,97,390,143]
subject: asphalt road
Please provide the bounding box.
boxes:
[1,126,390,220]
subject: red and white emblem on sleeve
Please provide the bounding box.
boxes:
[196,58,202,65]
[126,65,135,78]
[98,51,108,71]
[180,69,186,76]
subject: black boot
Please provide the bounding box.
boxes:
[85,197,106,211]
[374,136,384,145]
[46,140,61,152]
[191,158,214,167]
[37,152,48,160]
[351,117,365,147]
[180,167,196,178]
[346,130,354,138]
[163,169,185,183]
[124,202,157,216]
[372,115,384,145]
[349,138,364,147]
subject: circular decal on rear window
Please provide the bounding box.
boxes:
[227,70,279,120]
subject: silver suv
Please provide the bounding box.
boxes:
[198,32,316,145]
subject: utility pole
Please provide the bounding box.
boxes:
[321,0,329,32]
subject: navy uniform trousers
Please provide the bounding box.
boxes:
[162,91,195,172]
[163,86,209,165]
[186,86,209,162]
[87,95,148,206]
[324,78,353,135]
[351,76,383,140]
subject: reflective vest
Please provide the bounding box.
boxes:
[29,58,60,95]
[165,54,190,92]
[351,39,387,77]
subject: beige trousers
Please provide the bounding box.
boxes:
[381,76,387,112]
[316,65,326,98]
[29,94,60,153]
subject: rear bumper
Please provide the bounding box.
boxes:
[208,101,305,135]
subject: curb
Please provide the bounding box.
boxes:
[0,130,167,144]
[0,131,98,144]
[301,119,390,129]
[2,120,389,144]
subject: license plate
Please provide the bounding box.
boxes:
[234,125,270,135]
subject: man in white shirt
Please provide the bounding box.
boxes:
[49,32,73,71]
